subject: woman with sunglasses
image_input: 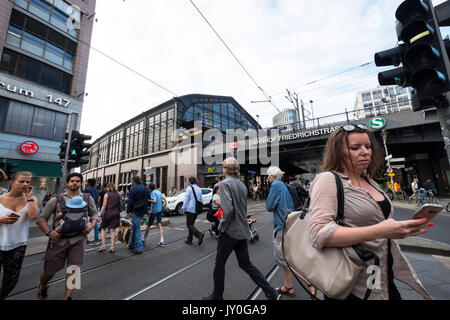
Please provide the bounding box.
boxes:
[308,124,432,300]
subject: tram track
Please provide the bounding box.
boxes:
[9,208,270,299]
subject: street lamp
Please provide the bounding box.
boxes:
[381,130,395,196]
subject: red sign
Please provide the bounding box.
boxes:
[20,141,39,155]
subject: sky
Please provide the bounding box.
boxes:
[80,0,449,141]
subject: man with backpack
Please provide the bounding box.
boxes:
[36,173,98,300]
[182,177,204,246]
[125,176,150,255]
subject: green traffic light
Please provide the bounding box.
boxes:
[71,150,77,156]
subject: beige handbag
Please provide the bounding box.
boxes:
[278,172,379,300]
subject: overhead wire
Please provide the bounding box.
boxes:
[268,61,374,98]
[187,0,280,112]
[5,0,178,97]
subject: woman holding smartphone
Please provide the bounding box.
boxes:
[0,171,39,300]
[309,124,433,300]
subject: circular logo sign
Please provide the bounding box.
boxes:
[20,141,39,155]
[369,117,387,130]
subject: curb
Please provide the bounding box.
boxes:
[398,237,450,257]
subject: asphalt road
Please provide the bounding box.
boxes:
[392,206,450,245]
[7,201,450,301]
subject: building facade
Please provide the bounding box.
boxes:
[0,0,96,203]
[272,108,299,132]
[81,94,260,195]
[354,85,413,119]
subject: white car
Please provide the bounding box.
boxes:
[165,188,213,215]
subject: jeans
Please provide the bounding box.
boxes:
[212,232,276,300]
[186,212,201,242]
[93,223,99,241]
[131,213,143,252]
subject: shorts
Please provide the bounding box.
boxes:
[43,238,86,275]
[273,229,288,268]
[148,212,162,226]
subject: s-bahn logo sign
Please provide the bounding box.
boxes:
[369,117,387,130]
[20,141,39,155]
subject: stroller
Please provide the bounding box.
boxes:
[247,215,260,244]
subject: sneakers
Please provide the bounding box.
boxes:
[37,283,48,300]
[198,233,205,246]
[158,241,165,247]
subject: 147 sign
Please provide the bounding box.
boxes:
[46,95,71,107]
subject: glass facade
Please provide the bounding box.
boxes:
[2,98,68,141]
[82,95,259,172]
[6,10,76,72]
[14,0,79,38]
[0,48,73,94]
[178,98,257,132]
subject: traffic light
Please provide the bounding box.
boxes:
[59,141,68,161]
[69,131,92,169]
[375,0,450,111]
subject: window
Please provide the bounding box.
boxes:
[0,50,18,74]
[398,95,410,107]
[372,90,383,100]
[396,87,407,95]
[362,92,372,102]
[14,0,79,38]
[6,11,77,71]
[183,106,194,122]
[0,98,8,131]
[148,116,154,154]
[16,53,41,82]
[1,49,72,94]
[3,100,67,140]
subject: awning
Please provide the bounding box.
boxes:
[1,158,62,178]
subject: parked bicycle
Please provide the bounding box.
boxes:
[408,188,439,207]
[385,187,408,202]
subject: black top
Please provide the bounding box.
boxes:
[376,193,401,300]
[377,197,392,219]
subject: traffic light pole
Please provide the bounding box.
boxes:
[59,113,76,193]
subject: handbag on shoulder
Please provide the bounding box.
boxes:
[278,171,379,300]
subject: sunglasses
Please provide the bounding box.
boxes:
[340,124,369,132]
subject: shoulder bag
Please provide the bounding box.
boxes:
[278,171,379,300]
[191,186,203,214]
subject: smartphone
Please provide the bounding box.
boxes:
[410,204,443,221]
[9,213,20,218]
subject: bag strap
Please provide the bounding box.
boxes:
[191,186,199,202]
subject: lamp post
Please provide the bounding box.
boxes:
[381,130,395,195]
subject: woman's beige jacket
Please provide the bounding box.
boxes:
[309,171,432,300]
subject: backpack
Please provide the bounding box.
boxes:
[56,194,90,238]
[287,183,301,210]
[191,186,203,214]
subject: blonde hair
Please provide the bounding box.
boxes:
[223,157,240,176]
[107,183,117,193]
[10,171,32,181]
